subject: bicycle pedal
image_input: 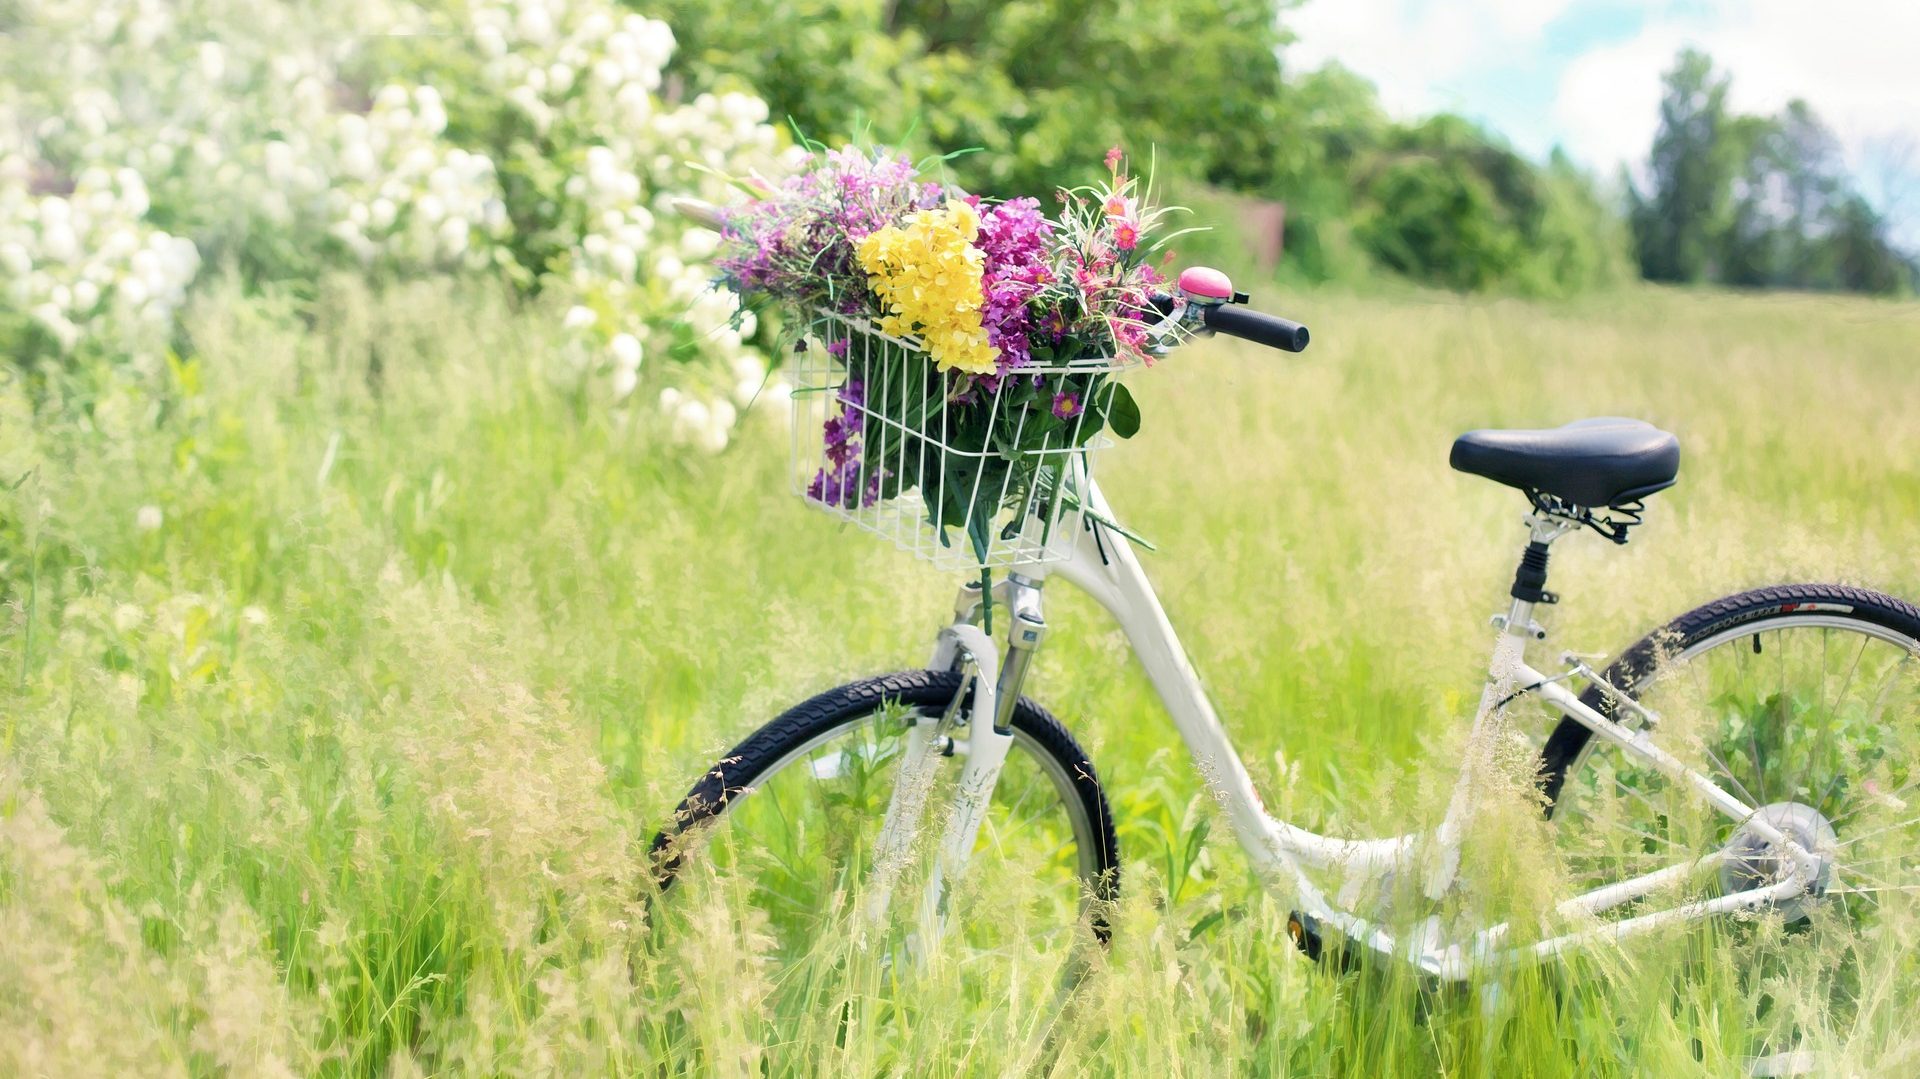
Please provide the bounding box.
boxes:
[1285,911,1324,961]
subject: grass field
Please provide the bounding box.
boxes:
[4,278,1919,1075]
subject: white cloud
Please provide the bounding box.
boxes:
[1554,1,1920,175]
[1285,0,1578,117]
[1553,24,1687,172]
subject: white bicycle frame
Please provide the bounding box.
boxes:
[894,481,1824,981]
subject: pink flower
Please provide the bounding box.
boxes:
[1105,146,1123,171]
[1102,192,1134,219]
[1113,219,1139,252]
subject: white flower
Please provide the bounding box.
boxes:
[606,242,636,281]
[729,354,764,383]
[609,332,642,370]
[241,605,269,627]
[136,505,163,532]
[615,83,652,124]
[437,217,470,256]
[413,86,447,134]
[672,398,709,444]
[515,5,554,44]
[264,140,296,181]
[611,365,638,400]
[41,223,78,262]
[196,40,227,81]
[3,0,784,401]
[679,229,718,259]
[563,305,597,331]
[340,142,377,181]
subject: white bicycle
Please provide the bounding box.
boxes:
[651,267,1920,986]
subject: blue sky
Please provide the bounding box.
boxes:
[1283,0,1920,239]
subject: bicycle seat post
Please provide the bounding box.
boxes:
[1497,512,1580,641]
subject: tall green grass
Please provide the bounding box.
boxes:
[3,277,1918,1074]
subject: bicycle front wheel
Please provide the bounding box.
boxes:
[651,670,1118,970]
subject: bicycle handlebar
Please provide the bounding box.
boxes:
[1145,292,1311,354]
[1200,303,1311,353]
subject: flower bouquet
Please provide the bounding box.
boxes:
[714,146,1185,567]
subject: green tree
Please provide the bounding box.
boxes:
[1352,115,1534,291]
[1629,50,1910,295]
[1828,195,1916,293]
[1629,49,1739,282]
[657,0,1301,198]
[1720,102,1847,288]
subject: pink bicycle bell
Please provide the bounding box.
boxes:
[1177,266,1235,307]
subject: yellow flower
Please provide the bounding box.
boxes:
[855,199,997,375]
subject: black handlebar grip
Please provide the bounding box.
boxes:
[1202,304,1311,353]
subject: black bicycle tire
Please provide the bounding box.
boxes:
[649,669,1121,914]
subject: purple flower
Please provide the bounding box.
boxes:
[1051,392,1082,420]
[716,149,954,314]
[975,197,1055,376]
[807,379,884,508]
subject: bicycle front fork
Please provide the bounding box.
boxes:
[946,572,1051,730]
[874,574,1050,942]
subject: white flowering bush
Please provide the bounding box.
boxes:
[433,1,800,450]
[323,85,510,272]
[0,159,199,357]
[0,0,792,451]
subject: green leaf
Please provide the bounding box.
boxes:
[1107,383,1141,439]
[966,504,993,566]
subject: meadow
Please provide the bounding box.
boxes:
[3,278,1919,1075]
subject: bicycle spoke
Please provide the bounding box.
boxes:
[1703,743,1761,810]
[1791,631,1868,807]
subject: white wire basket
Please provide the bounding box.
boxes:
[791,311,1134,569]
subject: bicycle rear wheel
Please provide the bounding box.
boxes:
[651,670,1118,970]
[1538,584,1920,928]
